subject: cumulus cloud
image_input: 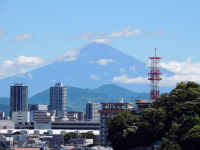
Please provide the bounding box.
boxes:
[96,59,117,66]
[141,30,163,38]
[12,33,35,42]
[92,39,111,44]
[113,57,200,86]
[0,56,45,79]
[89,74,100,80]
[16,56,44,66]
[160,57,200,86]
[107,26,141,38]
[0,29,7,36]
[129,66,137,74]
[67,26,142,40]
[57,49,81,62]
[113,75,148,84]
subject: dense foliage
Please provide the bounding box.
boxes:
[107,81,200,150]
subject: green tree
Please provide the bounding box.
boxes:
[107,111,140,150]
[107,81,200,150]
[181,124,200,150]
[64,132,79,143]
[80,132,97,144]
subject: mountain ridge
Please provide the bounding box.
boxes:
[0,42,174,97]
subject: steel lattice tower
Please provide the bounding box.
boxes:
[148,48,162,100]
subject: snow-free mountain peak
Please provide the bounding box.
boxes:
[0,42,174,97]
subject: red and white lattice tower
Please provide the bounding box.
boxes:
[148,48,162,100]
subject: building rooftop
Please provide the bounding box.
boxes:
[135,100,151,103]
[101,103,133,105]
[14,83,25,86]
[98,110,134,114]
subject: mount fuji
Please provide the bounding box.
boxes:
[0,41,174,97]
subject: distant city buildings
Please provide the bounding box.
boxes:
[28,104,48,121]
[98,98,134,147]
[34,110,55,129]
[10,83,28,119]
[67,112,78,121]
[68,111,84,121]
[49,83,67,117]
[86,101,100,121]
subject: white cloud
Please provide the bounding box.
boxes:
[107,26,141,38]
[96,59,117,66]
[141,30,163,38]
[120,68,126,74]
[113,57,200,86]
[92,39,111,44]
[27,72,34,79]
[159,57,200,86]
[57,49,81,62]
[0,56,45,79]
[160,57,197,75]
[68,26,142,40]
[2,60,14,68]
[52,79,56,82]
[113,75,148,84]
[129,66,137,74]
[12,33,35,42]
[0,29,7,36]
[89,74,100,80]
[16,56,44,66]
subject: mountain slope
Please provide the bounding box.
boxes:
[0,42,174,97]
[28,84,150,112]
[92,84,149,99]
[29,85,111,112]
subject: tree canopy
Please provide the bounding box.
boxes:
[107,81,200,150]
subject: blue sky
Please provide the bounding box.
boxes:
[0,0,200,85]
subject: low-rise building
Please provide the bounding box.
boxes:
[68,111,84,121]
[12,111,30,124]
[67,112,78,121]
[51,121,99,130]
[135,100,151,113]
[0,120,15,129]
[98,99,134,147]
[69,138,93,146]
[34,111,55,129]
[0,135,13,149]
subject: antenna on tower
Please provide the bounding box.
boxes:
[148,48,162,100]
